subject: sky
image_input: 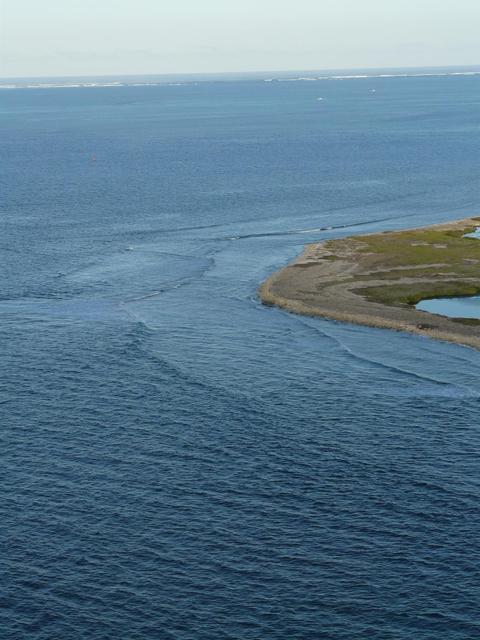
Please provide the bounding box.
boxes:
[1,0,480,78]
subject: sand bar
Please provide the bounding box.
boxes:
[259,217,480,349]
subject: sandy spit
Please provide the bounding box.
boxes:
[259,218,480,350]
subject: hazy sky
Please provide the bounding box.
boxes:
[2,0,480,77]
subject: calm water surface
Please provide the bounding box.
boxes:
[417,296,480,318]
[1,72,480,639]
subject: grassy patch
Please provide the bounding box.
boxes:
[322,220,480,311]
[357,226,480,268]
[359,281,480,306]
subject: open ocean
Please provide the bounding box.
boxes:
[1,69,480,639]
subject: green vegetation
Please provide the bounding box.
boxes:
[324,218,480,311]
[359,281,480,306]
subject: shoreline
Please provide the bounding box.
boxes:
[259,217,480,350]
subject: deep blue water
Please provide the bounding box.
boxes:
[2,73,480,639]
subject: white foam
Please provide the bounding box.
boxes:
[0,80,155,90]
[331,74,370,79]
[266,70,480,84]
[279,77,320,82]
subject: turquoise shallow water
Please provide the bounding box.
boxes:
[464,227,480,239]
[1,71,480,639]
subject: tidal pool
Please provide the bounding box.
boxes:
[417,295,480,319]
[464,227,480,239]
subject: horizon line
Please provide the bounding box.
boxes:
[2,63,480,82]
